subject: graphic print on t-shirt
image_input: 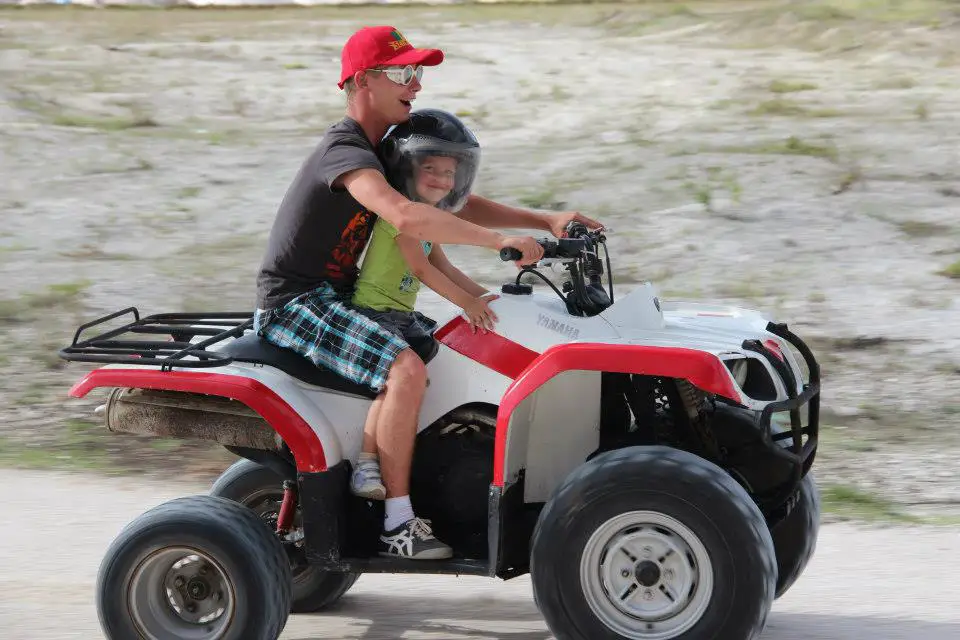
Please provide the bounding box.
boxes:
[325,208,376,283]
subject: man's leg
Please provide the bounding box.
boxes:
[376,349,451,559]
[378,349,426,500]
[256,289,450,558]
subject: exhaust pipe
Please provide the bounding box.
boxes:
[100,387,283,451]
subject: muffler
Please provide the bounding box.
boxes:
[98,387,282,451]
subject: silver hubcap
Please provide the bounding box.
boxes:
[579,511,714,639]
[128,547,235,639]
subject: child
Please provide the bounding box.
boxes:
[349,116,496,503]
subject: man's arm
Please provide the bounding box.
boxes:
[339,169,543,265]
[456,194,553,233]
[458,194,605,239]
[427,244,489,299]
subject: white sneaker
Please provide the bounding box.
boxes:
[350,458,386,500]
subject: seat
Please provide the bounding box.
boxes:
[219,333,377,398]
[219,333,439,399]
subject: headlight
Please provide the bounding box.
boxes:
[731,359,748,387]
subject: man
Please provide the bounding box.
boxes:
[255,25,602,560]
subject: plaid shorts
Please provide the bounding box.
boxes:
[253,283,408,393]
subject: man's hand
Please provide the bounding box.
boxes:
[499,235,544,266]
[548,211,604,238]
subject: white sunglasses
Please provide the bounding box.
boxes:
[372,64,424,86]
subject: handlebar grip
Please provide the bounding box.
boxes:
[499,247,523,261]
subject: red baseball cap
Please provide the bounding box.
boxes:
[338,26,444,89]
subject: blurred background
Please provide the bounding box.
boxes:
[0,0,958,636]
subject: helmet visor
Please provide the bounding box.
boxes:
[399,138,480,212]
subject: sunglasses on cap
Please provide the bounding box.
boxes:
[371,64,424,86]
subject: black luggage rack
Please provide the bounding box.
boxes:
[59,307,254,371]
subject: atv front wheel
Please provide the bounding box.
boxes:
[770,472,821,598]
[210,458,360,612]
[97,495,292,640]
[530,446,777,640]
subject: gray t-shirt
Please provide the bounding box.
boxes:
[256,117,384,310]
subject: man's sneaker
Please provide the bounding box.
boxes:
[379,517,453,560]
[350,459,386,500]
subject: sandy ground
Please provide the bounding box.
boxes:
[0,0,959,551]
[1,468,958,639]
[1,9,959,635]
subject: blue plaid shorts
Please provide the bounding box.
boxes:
[253,283,408,393]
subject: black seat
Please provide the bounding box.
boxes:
[219,333,377,398]
[219,333,439,399]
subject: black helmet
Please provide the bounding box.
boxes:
[379,109,481,212]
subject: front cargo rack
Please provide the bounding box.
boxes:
[59,307,253,371]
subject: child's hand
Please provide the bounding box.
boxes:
[463,294,499,334]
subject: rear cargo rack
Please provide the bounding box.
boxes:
[59,307,253,371]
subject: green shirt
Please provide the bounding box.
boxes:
[352,218,433,312]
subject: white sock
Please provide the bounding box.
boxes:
[357,452,378,467]
[384,496,415,531]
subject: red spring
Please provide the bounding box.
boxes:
[276,481,297,534]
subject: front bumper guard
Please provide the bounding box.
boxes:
[742,321,821,477]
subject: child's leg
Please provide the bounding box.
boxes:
[351,394,387,500]
[362,393,384,455]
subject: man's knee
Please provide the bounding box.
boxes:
[387,349,427,393]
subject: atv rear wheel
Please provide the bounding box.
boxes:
[97,495,292,640]
[530,445,776,640]
[770,472,821,598]
[210,458,360,613]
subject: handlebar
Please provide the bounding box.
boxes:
[499,237,593,262]
[499,247,524,261]
[498,223,613,315]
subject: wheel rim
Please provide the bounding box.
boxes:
[128,547,236,640]
[579,511,714,640]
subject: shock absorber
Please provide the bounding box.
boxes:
[275,479,298,534]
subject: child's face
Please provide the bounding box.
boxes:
[414,155,458,206]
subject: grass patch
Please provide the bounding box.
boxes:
[0,280,91,323]
[938,259,960,280]
[897,220,952,237]
[749,99,841,118]
[793,3,854,21]
[938,186,960,198]
[769,79,818,93]
[821,484,921,523]
[517,187,567,211]
[172,231,265,257]
[722,136,839,161]
[52,113,159,131]
[749,98,809,117]
[678,165,743,211]
[283,62,308,70]
[717,280,767,300]
[875,77,918,90]
[0,426,114,473]
[177,186,202,199]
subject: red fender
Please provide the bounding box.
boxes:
[492,343,742,486]
[68,369,327,472]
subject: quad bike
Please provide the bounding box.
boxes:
[60,223,821,640]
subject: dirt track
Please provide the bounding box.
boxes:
[1,6,960,636]
[1,4,959,512]
[1,468,958,639]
